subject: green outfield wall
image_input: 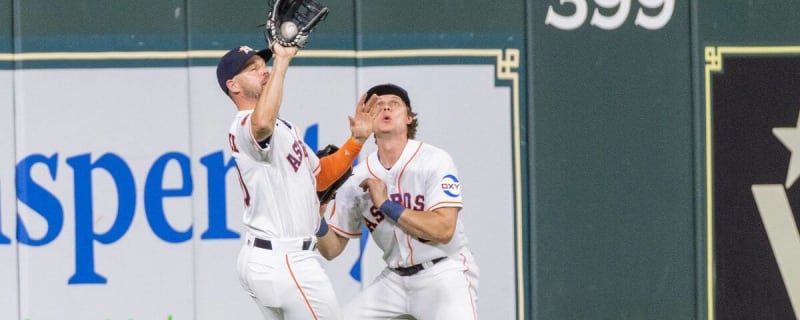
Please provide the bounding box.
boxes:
[530,1,695,319]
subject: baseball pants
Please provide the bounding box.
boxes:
[344,249,480,320]
[237,235,342,320]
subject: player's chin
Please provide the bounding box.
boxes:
[375,123,395,134]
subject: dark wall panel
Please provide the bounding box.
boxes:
[528,1,696,319]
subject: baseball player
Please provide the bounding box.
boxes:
[316,83,480,319]
[216,43,378,320]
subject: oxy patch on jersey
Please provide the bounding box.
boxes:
[440,174,461,197]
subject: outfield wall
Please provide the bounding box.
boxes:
[2,1,800,319]
[0,1,521,319]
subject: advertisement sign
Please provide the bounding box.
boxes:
[14,68,196,319]
[2,49,519,319]
[707,47,800,320]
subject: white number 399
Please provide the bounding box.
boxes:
[545,0,674,30]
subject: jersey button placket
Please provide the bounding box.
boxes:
[385,170,410,266]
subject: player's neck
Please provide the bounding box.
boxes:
[376,136,408,169]
[233,96,257,111]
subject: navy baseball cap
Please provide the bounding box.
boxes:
[216,45,273,94]
[366,83,411,108]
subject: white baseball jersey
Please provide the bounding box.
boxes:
[328,139,470,268]
[230,111,342,320]
[228,110,322,238]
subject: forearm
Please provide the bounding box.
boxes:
[396,207,458,244]
[316,137,362,190]
[251,58,290,141]
[316,231,349,260]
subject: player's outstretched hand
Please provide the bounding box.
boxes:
[271,42,298,59]
[349,93,379,144]
[359,177,388,205]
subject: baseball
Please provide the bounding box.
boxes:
[280,21,298,39]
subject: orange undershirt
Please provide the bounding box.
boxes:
[316,137,362,191]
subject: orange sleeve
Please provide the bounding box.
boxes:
[316,137,362,191]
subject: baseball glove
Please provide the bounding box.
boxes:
[264,0,329,48]
[317,145,353,204]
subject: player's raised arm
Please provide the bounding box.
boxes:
[316,93,379,191]
[250,44,298,142]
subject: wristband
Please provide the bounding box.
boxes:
[380,200,405,221]
[316,218,329,237]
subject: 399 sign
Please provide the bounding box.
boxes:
[545,0,674,30]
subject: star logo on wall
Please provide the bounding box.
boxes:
[773,113,800,188]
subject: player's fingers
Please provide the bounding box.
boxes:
[358,179,370,191]
[363,94,378,114]
[368,99,380,119]
[356,93,367,112]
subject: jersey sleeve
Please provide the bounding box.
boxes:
[327,172,366,238]
[425,149,464,211]
[232,112,272,162]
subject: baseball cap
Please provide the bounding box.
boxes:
[216,45,273,94]
[366,83,412,108]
